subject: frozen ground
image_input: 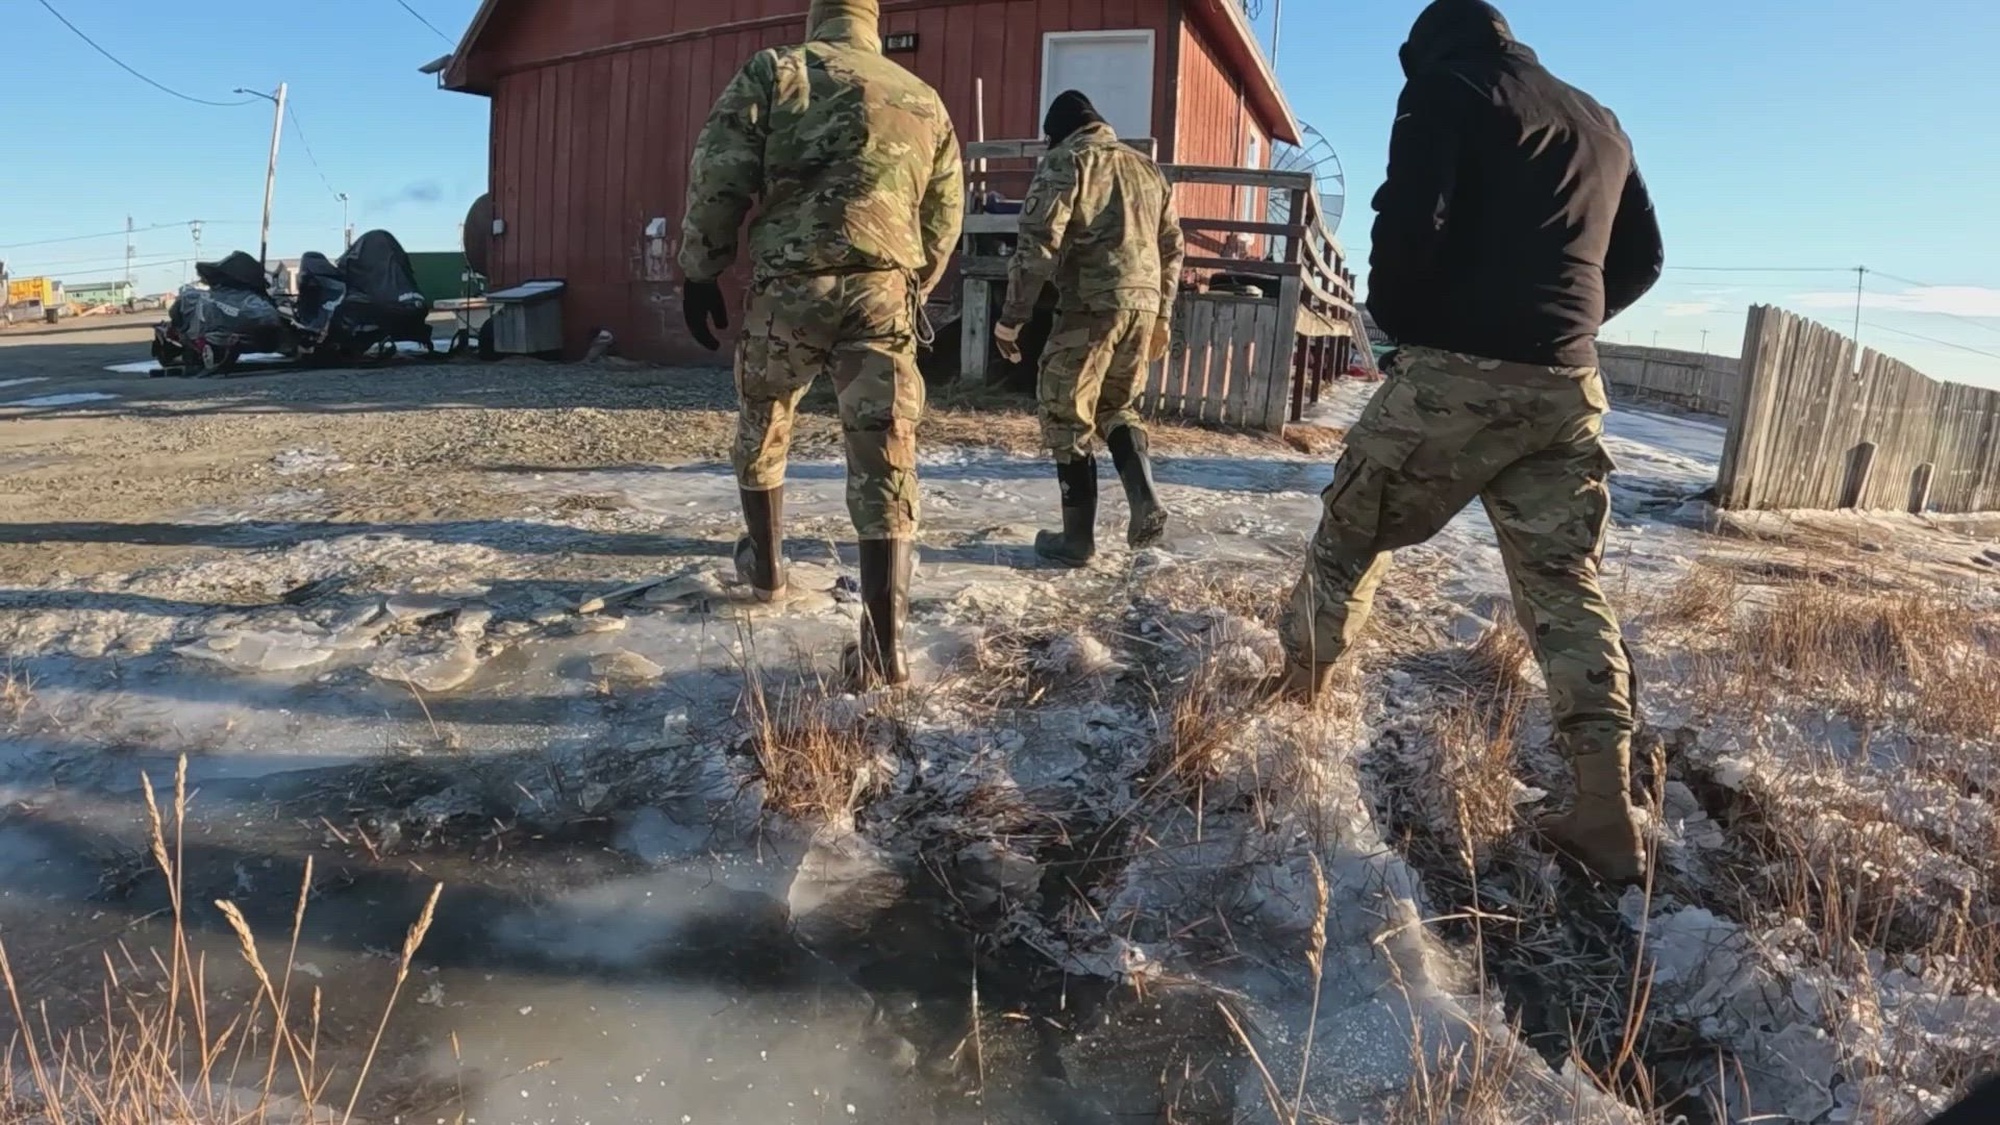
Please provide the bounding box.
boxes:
[2,357,1998,1123]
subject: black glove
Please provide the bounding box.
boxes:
[683,280,728,351]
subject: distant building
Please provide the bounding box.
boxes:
[64,279,136,308]
[440,0,1299,362]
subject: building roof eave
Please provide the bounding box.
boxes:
[1185,0,1302,146]
[441,0,507,94]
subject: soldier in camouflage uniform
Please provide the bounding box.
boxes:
[995,91,1185,567]
[679,0,963,687]
[1279,0,1664,882]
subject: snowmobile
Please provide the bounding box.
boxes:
[290,229,435,365]
[151,251,291,376]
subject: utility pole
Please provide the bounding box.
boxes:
[1269,0,1284,65]
[337,192,352,250]
[124,215,134,291]
[1701,329,1710,355]
[1852,265,1868,346]
[235,83,289,270]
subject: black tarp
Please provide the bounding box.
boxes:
[173,283,285,348]
[333,230,431,343]
[193,251,270,295]
[293,251,348,339]
[339,230,429,315]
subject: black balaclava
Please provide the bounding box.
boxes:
[1044,90,1108,146]
[1399,0,1520,77]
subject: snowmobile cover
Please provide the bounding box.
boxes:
[292,252,348,339]
[334,230,431,343]
[194,251,270,295]
[339,231,430,315]
[178,283,285,347]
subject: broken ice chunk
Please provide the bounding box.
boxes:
[178,628,338,674]
[370,636,485,692]
[590,650,666,682]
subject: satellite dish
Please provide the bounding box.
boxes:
[1268,123,1347,237]
[463,194,493,278]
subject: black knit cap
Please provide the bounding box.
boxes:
[1044,90,1107,146]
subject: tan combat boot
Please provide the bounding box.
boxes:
[1266,661,1340,705]
[1539,737,1647,882]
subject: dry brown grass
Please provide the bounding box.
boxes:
[0,667,33,729]
[0,757,441,1125]
[925,381,1285,460]
[1144,659,1259,797]
[741,669,882,826]
[1707,581,2000,740]
[1282,424,1347,456]
[1639,560,1740,633]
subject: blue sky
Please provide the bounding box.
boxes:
[5,0,1997,384]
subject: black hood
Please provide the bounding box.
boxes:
[1044,90,1108,146]
[1399,0,1521,76]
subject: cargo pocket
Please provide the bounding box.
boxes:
[1342,374,1491,481]
[1318,452,1392,556]
[734,289,784,399]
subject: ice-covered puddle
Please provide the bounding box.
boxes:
[0,418,1734,1123]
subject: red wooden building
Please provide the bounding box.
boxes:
[443,0,1301,363]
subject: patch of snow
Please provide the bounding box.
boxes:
[0,377,48,388]
[271,448,353,476]
[4,392,119,408]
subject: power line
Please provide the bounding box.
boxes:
[31,0,260,107]
[285,105,344,202]
[1864,322,2000,363]
[0,221,249,252]
[1866,270,2000,340]
[391,0,456,44]
[38,257,195,282]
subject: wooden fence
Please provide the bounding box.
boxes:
[1716,306,2000,513]
[1598,342,1741,417]
[956,143,1354,434]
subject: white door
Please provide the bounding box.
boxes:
[1042,31,1156,141]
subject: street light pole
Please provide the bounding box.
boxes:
[235,83,289,271]
[337,193,351,250]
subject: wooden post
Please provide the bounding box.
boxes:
[1290,332,1307,424]
[962,278,992,383]
[1840,441,1877,509]
[1909,462,1935,514]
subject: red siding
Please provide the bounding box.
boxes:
[1173,18,1269,258]
[475,0,1233,362]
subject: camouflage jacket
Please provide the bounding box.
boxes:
[678,26,964,297]
[1001,122,1185,324]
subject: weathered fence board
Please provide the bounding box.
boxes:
[1716,306,2000,513]
[1598,343,1741,416]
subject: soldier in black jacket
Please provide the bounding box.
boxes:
[1368,0,1664,366]
[1276,0,1665,882]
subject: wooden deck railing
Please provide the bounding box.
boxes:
[954,142,1359,433]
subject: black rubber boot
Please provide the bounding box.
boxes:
[1107,426,1169,548]
[1034,458,1098,568]
[853,539,912,688]
[734,487,787,602]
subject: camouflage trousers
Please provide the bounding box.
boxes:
[1038,308,1153,463]
[1283,346,1635,750]
[735,271,925,540]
